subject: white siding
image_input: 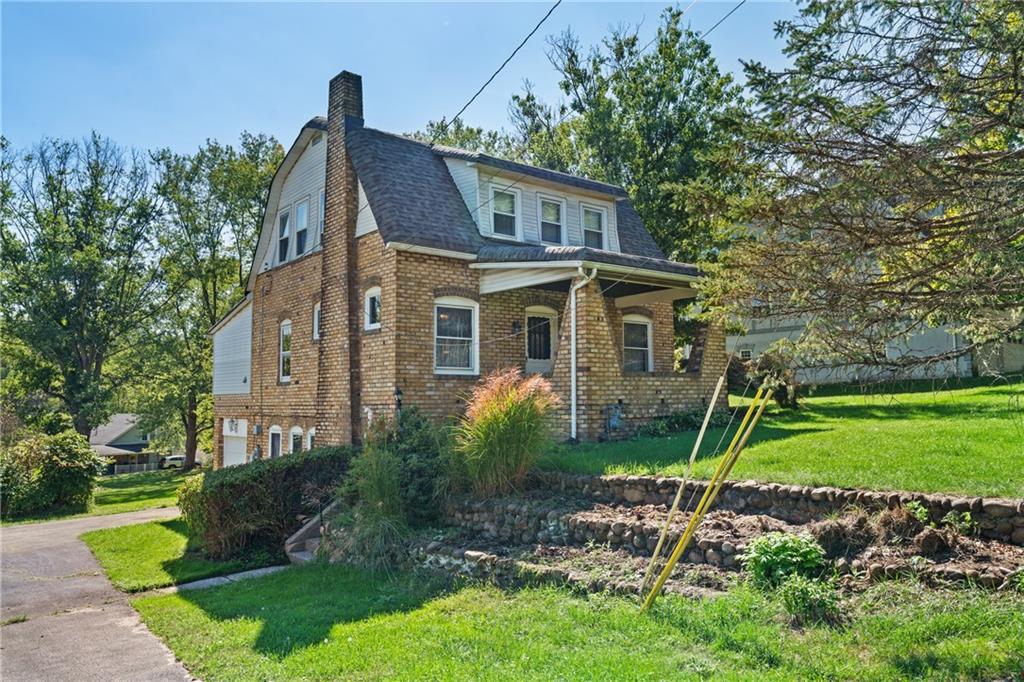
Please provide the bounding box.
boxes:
[444,159,481,227]
[213,304,252,395]
[474,168,620,251]
[355,181,379,236]
[260,135,327,271]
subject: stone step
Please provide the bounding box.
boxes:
[289,549,315,565]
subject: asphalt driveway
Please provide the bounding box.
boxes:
[1,507,191,681]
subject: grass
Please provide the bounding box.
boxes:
[542,379,1024,497]
[81,517,278,592]
[2,468,196,525]
[133,562,1024,681]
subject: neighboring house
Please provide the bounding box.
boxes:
[210,70,727,468]
[726,319,1023,384]
[89,413,158,473]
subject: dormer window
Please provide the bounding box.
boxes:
[294,199,309,256]
[490,187,520,240]
[539,196,565,245]
[277,210,291,263]
[583,205,605,249]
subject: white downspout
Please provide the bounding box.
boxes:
[570,266,598,442]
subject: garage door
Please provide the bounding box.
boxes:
[223,435,247,467]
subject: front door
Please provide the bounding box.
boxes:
[525,313,554,375]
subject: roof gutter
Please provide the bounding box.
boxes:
[386,242,478,261]
[570,266,598,442]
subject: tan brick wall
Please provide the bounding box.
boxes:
[355,230,397,433]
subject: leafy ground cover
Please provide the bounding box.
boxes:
[133,562,1024,681]
[81,517,277,592]
[543,379,1024,497]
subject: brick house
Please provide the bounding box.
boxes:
[210,70,727,468]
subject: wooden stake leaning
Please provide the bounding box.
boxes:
[640,374,726,593]
[640,390,774,612]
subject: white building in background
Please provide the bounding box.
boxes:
[726,318,1023,385]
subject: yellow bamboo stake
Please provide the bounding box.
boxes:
[640,374,727,591]
[641,390,773,611]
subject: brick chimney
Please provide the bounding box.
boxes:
[316,71,364,445]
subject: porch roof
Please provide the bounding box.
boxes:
[474,244,701,279]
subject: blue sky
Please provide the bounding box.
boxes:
[3,2,797,153]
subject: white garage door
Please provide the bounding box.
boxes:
[223,435,247,467]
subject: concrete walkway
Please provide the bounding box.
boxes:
[1,507,192,682]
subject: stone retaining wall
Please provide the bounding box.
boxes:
[532,472,1024,546]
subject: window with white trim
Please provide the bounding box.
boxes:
[306,427,316,450]
[582,205,605,249]
[318,189,326,240]
[623,314,653,372]
[279,320,292,382]
[269,425,282,458]
[312,302,321,340]
[524,305,558,375]
[490,187,519,239]
[277,209,291,263]
[739,348,753,361]
[364,287,381,330]
[538,196,565,245]
[289,426,303,454]
[434,296,478,374]
[294,199,309,256]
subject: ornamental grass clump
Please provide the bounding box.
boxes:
[452,368,560,497]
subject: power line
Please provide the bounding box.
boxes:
[702,0,746,38]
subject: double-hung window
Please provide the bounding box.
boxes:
[491,187,519,239]
[434,297,478,374]
[279,320,292,382]
[539,196,564,245]
[277,210,291,263]
[623,314,653,373]
[582,205,605,249]
[318,190,326,241]
[294,199,309,256]
[364,287,381,330]
[289,426,303,454]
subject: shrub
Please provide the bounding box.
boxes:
[451,368,560,497]
[778,574,841,626]
[332,442,408,573]
[178,446,348,560]
[0,430,104,518]
[742,532,827,587]
[634,407,731,439]
[940,510,975,536]
[176,474,207,540]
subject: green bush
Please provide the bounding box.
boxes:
[178,446,348,560]
[742,532,827,587]
[0,430,104,519]
[333,441,408,573]
[176,474,207,539]
[634,407,731,438]
[451,368,560,497]
[778,574,841,625]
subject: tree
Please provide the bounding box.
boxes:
[1,135,163,435]
[508,7,748,263]
[135,134,281,468]
[408,118,517,158]
[707,0,1024,374]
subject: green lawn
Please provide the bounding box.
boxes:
[81,517,276,592]
[543,379,1024,497]
[3,468,196,525]
[134,562,1024,681]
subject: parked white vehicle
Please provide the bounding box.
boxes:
[160,455,185,469]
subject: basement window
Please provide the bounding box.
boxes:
[277,209,291,263]
[294,199,309,256]
[279,320,292,382]
[623,314,653,372]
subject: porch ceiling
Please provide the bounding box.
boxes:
[475,263,698,305]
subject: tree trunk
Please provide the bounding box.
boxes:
[184,392,199,470]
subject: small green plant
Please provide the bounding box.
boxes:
[940,510,975,535]
[778,574,841,626]
[633,408,731,438]
[905,501,931,525]
[742,532,827,587]
[450,368,560,496]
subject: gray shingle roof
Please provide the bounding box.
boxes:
[89,413,139,447]
[476,244,699,278]
[344,124,694,276]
